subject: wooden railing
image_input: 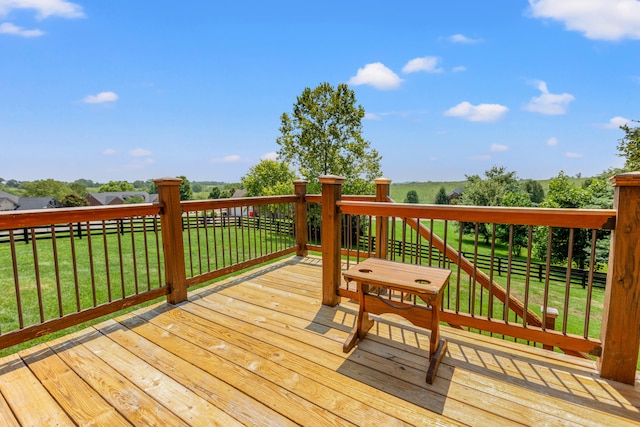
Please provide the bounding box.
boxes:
[1,173,639,385]
[0,178,305,351]
[317,174,640,385]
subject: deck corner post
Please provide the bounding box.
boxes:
[598,172,640,384]
[155,177,188,304]
[320,175,345,306]
[374,177,392,259]
[294,180,309,257]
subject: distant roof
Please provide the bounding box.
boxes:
[0,190,20,204]
[15,197,61,210]
[88,191,155,204]
[448,187,464,199]
[231,189,247,198]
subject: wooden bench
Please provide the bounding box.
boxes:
[341,257,451,384]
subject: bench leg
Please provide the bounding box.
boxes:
[426,338,447,384]
[343,282,375,353]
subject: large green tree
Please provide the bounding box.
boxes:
[434,187,449,205]
[178,176,193,201]
[521,179,544,204]
[533,171,612,269]
[241,159,297,196]
[276,82,382,194]
[404,190,419,204]
[617,120,640,170]
[24,179,72,201]
[459,166,520,243]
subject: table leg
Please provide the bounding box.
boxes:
[343,281,374,353]
[426,294,446,384]
[429,296,441,358]
[426,339,447,384]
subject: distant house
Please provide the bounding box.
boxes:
[14,197,63,211]
[0,191,62,211]
[227,189,252,217]
[448,187,464,201]
[86,192,158,206]
[0,191,20,211]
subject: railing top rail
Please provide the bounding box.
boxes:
[0,203,162,230]
[182,195,298,212]
[337,200,616,229]
[303,194,375,204]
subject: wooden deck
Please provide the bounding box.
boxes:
[0,256,638,426]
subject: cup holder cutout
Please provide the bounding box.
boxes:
[358,268,373,273]
[415,279,431,285]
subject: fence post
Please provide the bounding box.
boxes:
[540,306,559,351]
[598,172,640,384]
[375,178,391,259]
[155,177,188,304]
[294,180,308,257]
[320,175,344,306]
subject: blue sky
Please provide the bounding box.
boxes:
[1,1,639,184]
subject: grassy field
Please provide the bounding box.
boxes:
[0,222,294,356]
[388,177,589,205]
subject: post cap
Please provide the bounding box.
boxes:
[610,171,640,187]
[318,175,346,184]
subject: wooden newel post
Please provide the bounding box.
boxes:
[294,180,308,257]
[320,175,344,306]
[155,177,188,305]
[598,172,640,385]
[375,178,391,259]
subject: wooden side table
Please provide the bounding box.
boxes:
[341,257,451,384]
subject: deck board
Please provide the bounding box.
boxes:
[0,255,638,426]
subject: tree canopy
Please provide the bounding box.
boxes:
[434,187,449,205]
[23,179,72,201]
[276,82,382,194]
[98,181,135,192]
[533,171,612,269]
[241,159,297,197]
[404,190,419,204]
[178,176,193,201]
[617,120,640,170]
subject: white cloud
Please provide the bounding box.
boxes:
[452,66,467,72]
[490,143,508,152]
[402,56,442,74]
[444,101,509,122]
[448,33,483,44]
[211,155,241,163]
[102,148,117,156]
[129,148,152,157]
[83,91,118,104]
[348,62,402,90]
[0,22,43,37]
[524,80,574,115]
[0,0,85,19]
[565,152,584,158]
[546,137,559,146]
[529,0,640,41]
[603,116,631,129]
[364,112,381,120]
[260,151,278,160]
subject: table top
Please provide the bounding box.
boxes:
[342,257,451,295]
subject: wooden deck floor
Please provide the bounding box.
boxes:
[0,256,638,426]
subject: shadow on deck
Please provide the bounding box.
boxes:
[0,256,638,426]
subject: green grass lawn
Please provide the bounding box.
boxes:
[0,222,295,357]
